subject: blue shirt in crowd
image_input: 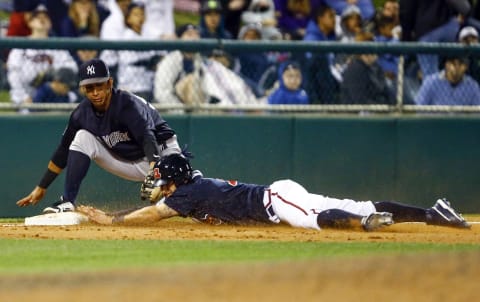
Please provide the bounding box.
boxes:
[415,71,480,105]
[268,61,309,105]
[33,82,70,103]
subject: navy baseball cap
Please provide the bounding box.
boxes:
[79,59,110,86]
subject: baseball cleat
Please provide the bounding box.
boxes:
[42,197,75,214]
[361,212,394,231]
[426,198,471,229]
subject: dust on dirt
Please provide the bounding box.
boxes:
[0,217,479,302]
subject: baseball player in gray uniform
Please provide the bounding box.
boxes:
[16,58,181,213]
[78,153,471,231]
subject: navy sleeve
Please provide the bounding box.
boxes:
[164,191,196,218]
[121,95,160,162]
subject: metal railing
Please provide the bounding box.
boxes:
[1,37,480,114]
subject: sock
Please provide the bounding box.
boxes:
[63,150,91,203]
[316,209,364,229]
[374,201,427,223]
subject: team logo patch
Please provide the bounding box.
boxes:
[86,65,95,75]
[227,180,238,186]
[153,168,161,179]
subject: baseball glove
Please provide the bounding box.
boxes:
[140,169,163,203]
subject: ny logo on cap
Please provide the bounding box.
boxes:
[86,65,95,75]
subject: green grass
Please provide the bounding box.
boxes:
[0,238,478,274]
[0,90,9,103]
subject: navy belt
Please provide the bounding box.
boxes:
[264,188,280,223]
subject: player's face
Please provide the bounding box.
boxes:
[160,182,177,197]
[82,78,113,112]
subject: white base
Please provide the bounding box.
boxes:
[24,212,88,226]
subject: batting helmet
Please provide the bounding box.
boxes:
[153,154,193,186]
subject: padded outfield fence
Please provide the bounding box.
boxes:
[2,114,480,218]
[1,38,480,113]
[1,39,480,218]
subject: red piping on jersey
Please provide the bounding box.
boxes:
[265,188,272,208]
[271,192,308,215]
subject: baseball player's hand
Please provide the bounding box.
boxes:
[76,205,113,225]
[16,186,46,207]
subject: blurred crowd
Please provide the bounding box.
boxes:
[2,0,480,109]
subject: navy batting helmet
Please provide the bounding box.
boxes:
[153,154,193,186]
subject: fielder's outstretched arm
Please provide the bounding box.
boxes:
[16,161,63,207]
[77,204,179,225]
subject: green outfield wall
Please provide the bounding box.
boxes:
[1,114,479,218]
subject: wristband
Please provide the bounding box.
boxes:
[38,169,59,189]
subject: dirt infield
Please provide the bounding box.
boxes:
[1,218,479,302]
[1,217,479,243]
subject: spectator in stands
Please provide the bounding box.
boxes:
[117,2,161,101]
[58,0,100,37]
[378,0,399,26]
[332,5,365,82]
[32,67,79,103]
[302,4,339,104]
[236,23,272,97]
[400,0,468,78]
[100,0,131,39]
[141,0,175,39]
[153,23,258,106]
[99,0,132,78]
[415,56,480,105]
[303,4,337,44]
[215,0,252,38]
[241,0,282,40]
[337,5,363,41]
[6,5,78,108]
[199,0,233,39]
[458,26,480,84]
[72,35,100,67]
[373,14,410,103]
[374,0,400,39]
[208,48,236,69]
[6,1,39,37]
[268,61,309,105]
[459,24,479,45]
[273,0,323,40]
[340,32,393,105]
[6,0,69,37]
[374,15,399,79]
[324,0,375,21]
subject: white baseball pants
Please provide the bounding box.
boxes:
[69,129,181,181]
[265,179,376,230]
